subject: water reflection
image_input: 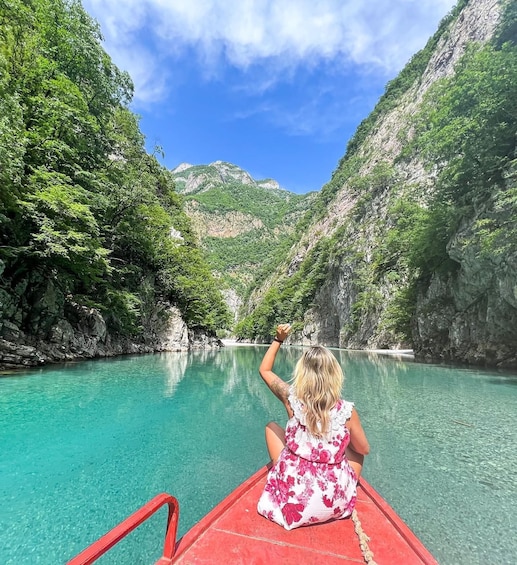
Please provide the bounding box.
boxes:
[158,345,304,413]
[161,351,189,397]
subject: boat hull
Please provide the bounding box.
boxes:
[173,465,438,564]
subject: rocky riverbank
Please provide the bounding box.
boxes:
[0,302,222,371]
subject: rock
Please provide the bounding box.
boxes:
[0,288,17,320]
[26,279,64,336]
[222,289,242,323]
[0,321,22,342]
[185,205,264,239]
[413,224,517,367]
[155,306,189,350]
[0,339,47,367]
[49,319,75,345]
[0,296,222,369]
[189,331,223,349]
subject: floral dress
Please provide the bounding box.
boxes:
[257,389,358,530]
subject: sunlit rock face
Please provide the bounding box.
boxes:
[0,285,219,370]
[243,0,516,367]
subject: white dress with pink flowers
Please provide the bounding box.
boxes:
[257,389,358,530]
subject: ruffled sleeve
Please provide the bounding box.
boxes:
[288,388,354,432]
[330,400,354,432]
[288,387,307,425]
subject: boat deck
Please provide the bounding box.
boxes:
[173,466,438,564]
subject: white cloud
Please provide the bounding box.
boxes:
[83,0,457,104]
[107,44,170,104]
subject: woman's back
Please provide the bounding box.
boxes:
[257,324,369,530]
[286,392,354,465]
[257,391,359,529]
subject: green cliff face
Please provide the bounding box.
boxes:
[236,0,517,368]
[0,0,230,367]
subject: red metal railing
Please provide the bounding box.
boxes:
[67,493,179,565]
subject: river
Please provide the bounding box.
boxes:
[0,345,515,564]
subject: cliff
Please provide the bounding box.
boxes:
[238,0,517,368]
[0,0,228,369]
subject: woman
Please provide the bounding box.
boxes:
[257,324,370,530]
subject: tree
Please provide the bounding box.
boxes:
[0,0,230,341]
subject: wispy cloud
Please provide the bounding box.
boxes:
[83,0,456,104]
[232,80,380,143]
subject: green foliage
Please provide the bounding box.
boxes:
[186,181,307,230]
[348,266,382,332]
[416,43,517,201]
[378,284,417,340]
[0,0,230,339]
[474,158,517,258]
[381,198,455,278]
[204,230,280,272]
[235,237,332,340]
[102,289,142,336]
[237,166,404,342]
[158,245,231,331]
[20,172,111,284]
[405,41,517,275]
[299,158,394,230]
[494,0,517,48]
[35,0,133,116]
[0,69,25,205]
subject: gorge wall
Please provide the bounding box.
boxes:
[0,271,220,369]
[240,0,517,368]
[0,0,229,370]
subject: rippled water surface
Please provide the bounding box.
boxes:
[1,346,516,564]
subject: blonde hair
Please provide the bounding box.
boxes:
[292,346,344,438]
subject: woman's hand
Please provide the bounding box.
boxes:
[275,323,291,343]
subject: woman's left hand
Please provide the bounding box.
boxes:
[275,323,291,342]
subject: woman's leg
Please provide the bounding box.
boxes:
[346,446,365,479]
[265,422,286,463]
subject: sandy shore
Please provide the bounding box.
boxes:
[363,349,414,359]
[221,339,414,358]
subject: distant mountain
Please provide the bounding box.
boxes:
[172,160,281,193]
[171,161,315,320]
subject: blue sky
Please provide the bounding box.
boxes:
[82,0,457,194]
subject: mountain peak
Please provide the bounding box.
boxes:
[171,160,288,195]
[172,162,194,174]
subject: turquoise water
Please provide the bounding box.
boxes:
[0,346,516,565]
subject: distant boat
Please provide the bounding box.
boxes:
[68,465,438,564]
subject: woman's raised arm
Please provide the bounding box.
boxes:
[259,324,293,418]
